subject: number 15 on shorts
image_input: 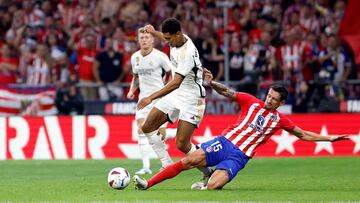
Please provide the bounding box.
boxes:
[210,140,223,152]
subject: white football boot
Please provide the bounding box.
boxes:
[135,168,152,175]
[133,175,148,190]
[191,169,214,190]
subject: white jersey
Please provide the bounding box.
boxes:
[170,35,206,98]
[131,48,173,99]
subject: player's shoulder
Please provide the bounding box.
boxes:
[152,48,171,61]
[131,50,141,59]
[236,92,259,101]
[277,111,292,122]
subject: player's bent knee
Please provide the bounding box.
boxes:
[141,122,153,133]
[207,170,228,190]
[175,139,191,152]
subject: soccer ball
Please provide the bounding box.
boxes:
[107,167,131,190]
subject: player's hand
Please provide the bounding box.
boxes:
[144,25,155,34]
[330,135,350,142]
[126,91,134,100]
[203,68,213,84]
[137,96,152,110]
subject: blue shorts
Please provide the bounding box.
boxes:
[200,136,250,181]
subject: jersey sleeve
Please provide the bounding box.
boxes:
[234,92,258,107]
[159,51,173,72]
[130,53,138,74]
[175,47,195,76]
[279,114,296,131]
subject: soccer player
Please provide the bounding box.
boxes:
[137,18,213,185]
[127,27,175,175]
[133,68,349,190]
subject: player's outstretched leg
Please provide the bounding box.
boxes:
[133,159,189,190]
[175,121,213,188]
[186,143,213,188]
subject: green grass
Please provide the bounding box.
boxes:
[0,157,359,202]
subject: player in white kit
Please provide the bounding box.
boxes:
[137,18,212,187]
[127,27,175,175]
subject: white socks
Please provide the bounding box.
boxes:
[164,128,177,141]
[186,143,197,156]
[145,130,173,168]
[187,143,213,176]
[138,133,151,169]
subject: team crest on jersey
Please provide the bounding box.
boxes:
[256,115,265,127]
[270,114,278,122]
[247,115,265,133]
[206,146,213,153]
[135,57,140,66]
[170,56,178,67]
[149,61,153,66]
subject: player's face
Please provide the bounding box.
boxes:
[163,32,180,47]
[138,32,154,50]
[264,88,284,111]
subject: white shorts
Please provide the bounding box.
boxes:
[154,92,205,127]
[136,99,167,128]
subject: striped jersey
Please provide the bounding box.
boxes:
[223,92,295,157]
[26,57,51,86]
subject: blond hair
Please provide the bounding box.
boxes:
[138,27,146,34]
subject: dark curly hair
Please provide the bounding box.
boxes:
[161,18,181,35]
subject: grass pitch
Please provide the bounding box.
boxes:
[0,157,359,202]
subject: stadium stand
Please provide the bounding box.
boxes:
[0,0,359,115]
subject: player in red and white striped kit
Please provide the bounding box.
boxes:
[134,68,349,190]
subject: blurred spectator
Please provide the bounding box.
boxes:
[300,3,320,34]
[242,39,259,95]
[200,32,224,81]
[0,0,356,110]
[57,0,78,29]
[98,17,115,50]
[228,36,244,87]
[22,0,45,28]
[69,33,98,100]
[93,38,125,101]
[318,35,352,84]
[45,33,66,63]
[55,80,84,115]
[0,43,19,84]
[25,44,54,86]
[293,81,310,113]
[94,0,121,24]
[255,49,274,99]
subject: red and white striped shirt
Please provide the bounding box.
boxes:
[26,57,51,86]
[223,92,295,157]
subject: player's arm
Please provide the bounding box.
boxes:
[150,73,183,98]
[204,68,236,100]
[137,73,184,109]
[127,74,139,100]
[144,25,166,42]
[160,53,175,81]
[289,126,349,142]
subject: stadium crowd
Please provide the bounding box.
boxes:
[0,0,359,114]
